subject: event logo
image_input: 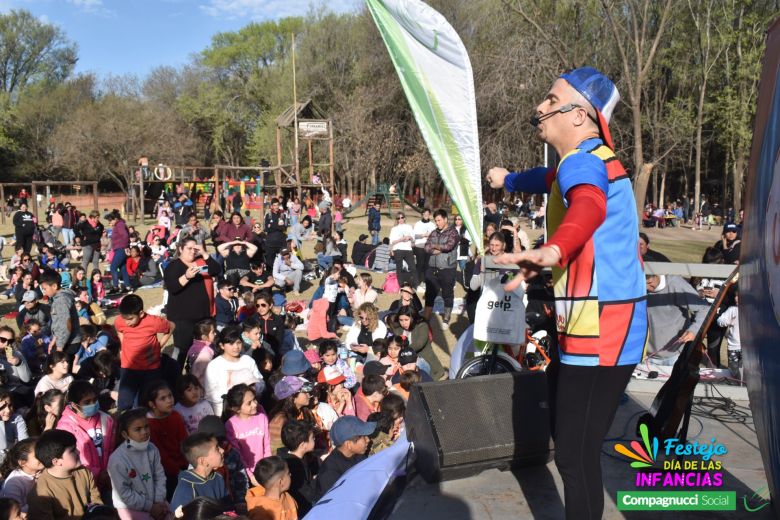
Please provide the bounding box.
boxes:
[614,426,735,511]
[614,423,658,468]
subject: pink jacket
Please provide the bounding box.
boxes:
[186,339,215,387]
[57,406,115,478]
[307,298,338,342]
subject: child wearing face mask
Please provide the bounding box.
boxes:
[107,408,170,520]
[56,379,115,492]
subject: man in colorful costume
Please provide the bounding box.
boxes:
[487,67,648,520]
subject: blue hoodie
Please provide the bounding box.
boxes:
[170,469,228,511]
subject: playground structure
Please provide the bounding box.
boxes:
[129,99,337,222]
[0,181,98,225]
[274,99,335,198]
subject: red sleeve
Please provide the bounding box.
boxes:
[546,184,607,264]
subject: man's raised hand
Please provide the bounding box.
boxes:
[486,167,510,189]
[494,246,561,291]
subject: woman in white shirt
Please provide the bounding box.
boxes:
[388,212,417,287]
[34,351,73,396]
[204,326,264,416]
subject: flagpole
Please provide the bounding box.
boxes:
[292,32,300,194]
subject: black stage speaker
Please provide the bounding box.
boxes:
[406,371,552,482]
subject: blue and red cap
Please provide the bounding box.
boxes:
[560,67,620,149]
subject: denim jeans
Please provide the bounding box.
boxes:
[317,253,334,270]
[118,367,161,410]
[61,227,75,246]
[110,248,127,287]
[371,230,380,246]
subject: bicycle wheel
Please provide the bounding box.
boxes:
[456,354,516,379]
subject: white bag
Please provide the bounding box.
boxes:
[473,276,526,344]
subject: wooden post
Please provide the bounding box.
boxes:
[92,182,98,213]
[138,168,144,223]
[0,184,5,225]
[307,139,314,185]
[213,166,220,215]
[329,119,335,195]
[30,183,38,222]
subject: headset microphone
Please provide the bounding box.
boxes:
[529,103,582,127]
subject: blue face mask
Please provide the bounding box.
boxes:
[79,402,100,418]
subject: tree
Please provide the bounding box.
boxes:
[600,0,676,214]
[0,10,77,96]
[51,93,200,211]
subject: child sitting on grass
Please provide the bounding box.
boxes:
[170,432,229,512]
[27,429,103,518]
[245,456,298,520]
[143,380,188,499]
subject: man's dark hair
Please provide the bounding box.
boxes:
[250,261,265,271]
[253,456,288,487]
[182,432,217,467]
[423,207,432,214]
[281,419,314,451]
[639,232,650,244]
[433,209,448,220]
[118,294,144,316]
[362,374,386,397]
[35,429,77,468]
[39,270,61,288]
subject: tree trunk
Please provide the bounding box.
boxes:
[632,101,649,214]
[659,168,667,210]
[635,162,656,212]
[693,83,706,219]
[733,154,745,213]
[652,168,659,207]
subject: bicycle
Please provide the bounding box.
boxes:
[456,318,552,378]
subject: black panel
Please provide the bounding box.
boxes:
[406,371,552,482]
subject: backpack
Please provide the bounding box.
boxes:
[382,272,400,293]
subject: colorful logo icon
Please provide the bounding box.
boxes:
[615,423,658,468]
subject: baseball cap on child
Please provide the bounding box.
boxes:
[21,290,38,303]
[317,365,346,386]
[723,223,738,233]
[330,416,377,447]
[398,347,418,366]
[362,360,389,378]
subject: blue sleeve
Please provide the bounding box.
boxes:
[169,481,192,511]
[504,167,549,194]
[557,153,608,206]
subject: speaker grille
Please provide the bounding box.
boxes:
[407,371,551,480]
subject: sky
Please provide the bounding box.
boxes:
[0,0,362,78]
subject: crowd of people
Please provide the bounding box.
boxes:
[0,168,744,520]
[0,185,519,520]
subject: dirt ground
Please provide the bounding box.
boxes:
[0,205,724,372]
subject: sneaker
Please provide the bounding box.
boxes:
[417,283,426,293]
[442,307,452,328]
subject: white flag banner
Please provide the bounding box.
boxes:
[365,0,484,252]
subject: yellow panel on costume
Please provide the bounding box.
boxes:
[555,298,601,337]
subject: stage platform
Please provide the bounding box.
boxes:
[390,384,771,519]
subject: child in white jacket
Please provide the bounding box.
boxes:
[716,291,742,382]
[108,408,170,520]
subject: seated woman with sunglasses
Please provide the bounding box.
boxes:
[0,326,33,410]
